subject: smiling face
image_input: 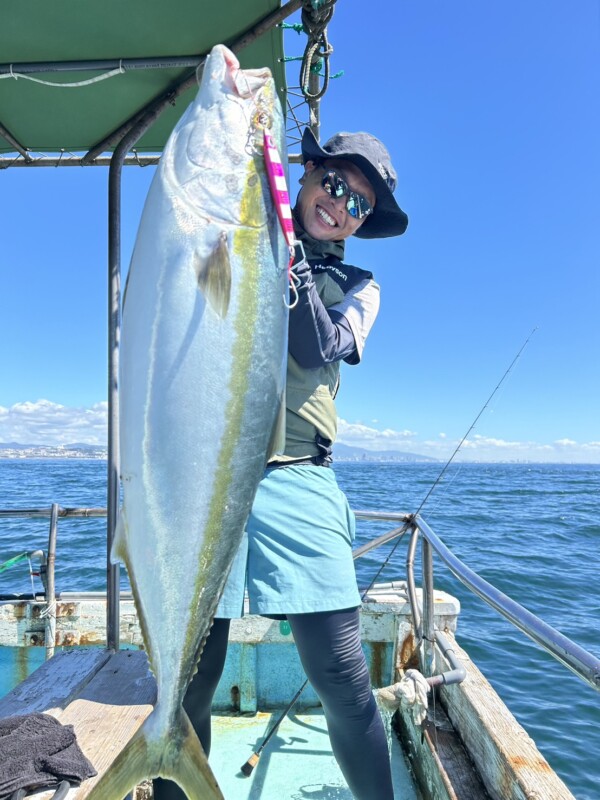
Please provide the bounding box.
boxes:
[294,158,377,241]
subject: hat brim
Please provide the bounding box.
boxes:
[301,128,408,239]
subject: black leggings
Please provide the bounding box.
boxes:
[154,609,394,800]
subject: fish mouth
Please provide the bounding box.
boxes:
[232,66,273,99]
[208,44,272,99]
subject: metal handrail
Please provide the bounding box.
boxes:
[415,514,600,693]
[353,509,600,693]
[0,507,106,518]
[2,504,599,691]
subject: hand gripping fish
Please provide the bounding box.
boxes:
[87,45,289,799]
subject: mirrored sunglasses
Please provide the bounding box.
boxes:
[321,169,373,220]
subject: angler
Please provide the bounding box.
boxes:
[155,127,408,800]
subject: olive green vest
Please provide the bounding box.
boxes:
[273,270,346,462]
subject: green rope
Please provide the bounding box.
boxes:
[282,56,343,80]
[281,22,305,34]
[313,69,344,80]
[0,552,29,574]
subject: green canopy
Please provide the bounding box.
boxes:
[0,0,291,156]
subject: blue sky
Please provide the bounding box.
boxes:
[1,0,599,461]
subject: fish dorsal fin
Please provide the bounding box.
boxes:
[193,231,232,318]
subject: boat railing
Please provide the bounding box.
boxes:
[1,504,599,693]
[354,510,600,694]
[0,505,106,659]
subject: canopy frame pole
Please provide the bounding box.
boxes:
[104,0,303,649]
[106,109,171,651]
[0,119,30,160]
[0,56,212,75]
[1,155,161,168]
[83,0,302,164]
[106,140,123,653]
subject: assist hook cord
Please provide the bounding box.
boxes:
[361,325,539,598]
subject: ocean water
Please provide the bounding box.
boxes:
[0,459,598,799]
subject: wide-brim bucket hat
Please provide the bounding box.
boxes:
[301,127,409,239]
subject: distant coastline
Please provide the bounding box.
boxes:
[0,443,596,465]
[0,443,107,460]
[0,442,436,462]
[332,443,439,463]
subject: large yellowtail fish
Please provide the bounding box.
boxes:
[87,44,289,799]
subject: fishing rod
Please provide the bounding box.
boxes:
[359,325,538,595]
[240,679,308,776]
[240,326,538,777]
[361,325,537,600]
[414,326,538,518]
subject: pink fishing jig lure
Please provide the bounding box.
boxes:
[263,131,295,252]
[263,130,302,308]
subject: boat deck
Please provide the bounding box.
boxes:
[0,647,419,799]
[209,709,418,800]
[0,586,579,800]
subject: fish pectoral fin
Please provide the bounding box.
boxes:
[193,231,232,318]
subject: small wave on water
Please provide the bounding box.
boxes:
[0,458,599,799]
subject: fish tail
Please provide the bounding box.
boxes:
[85,707,223,800]
[160,709,224,799]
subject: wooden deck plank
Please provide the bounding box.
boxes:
[438,633,576,800]
[0,650,157,800]
[396,694,491,800]
[54,650,156,798]
[0,648,111,717]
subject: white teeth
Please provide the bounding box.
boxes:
[317,206,336,227]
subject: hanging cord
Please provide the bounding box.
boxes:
[281,22,305,34]
[282,55,343,81]
[299,0,338,100]
[0,61,126,88]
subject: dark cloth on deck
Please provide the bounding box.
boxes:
[0,713,96,799]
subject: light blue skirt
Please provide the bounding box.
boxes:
[216,464,360,618]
